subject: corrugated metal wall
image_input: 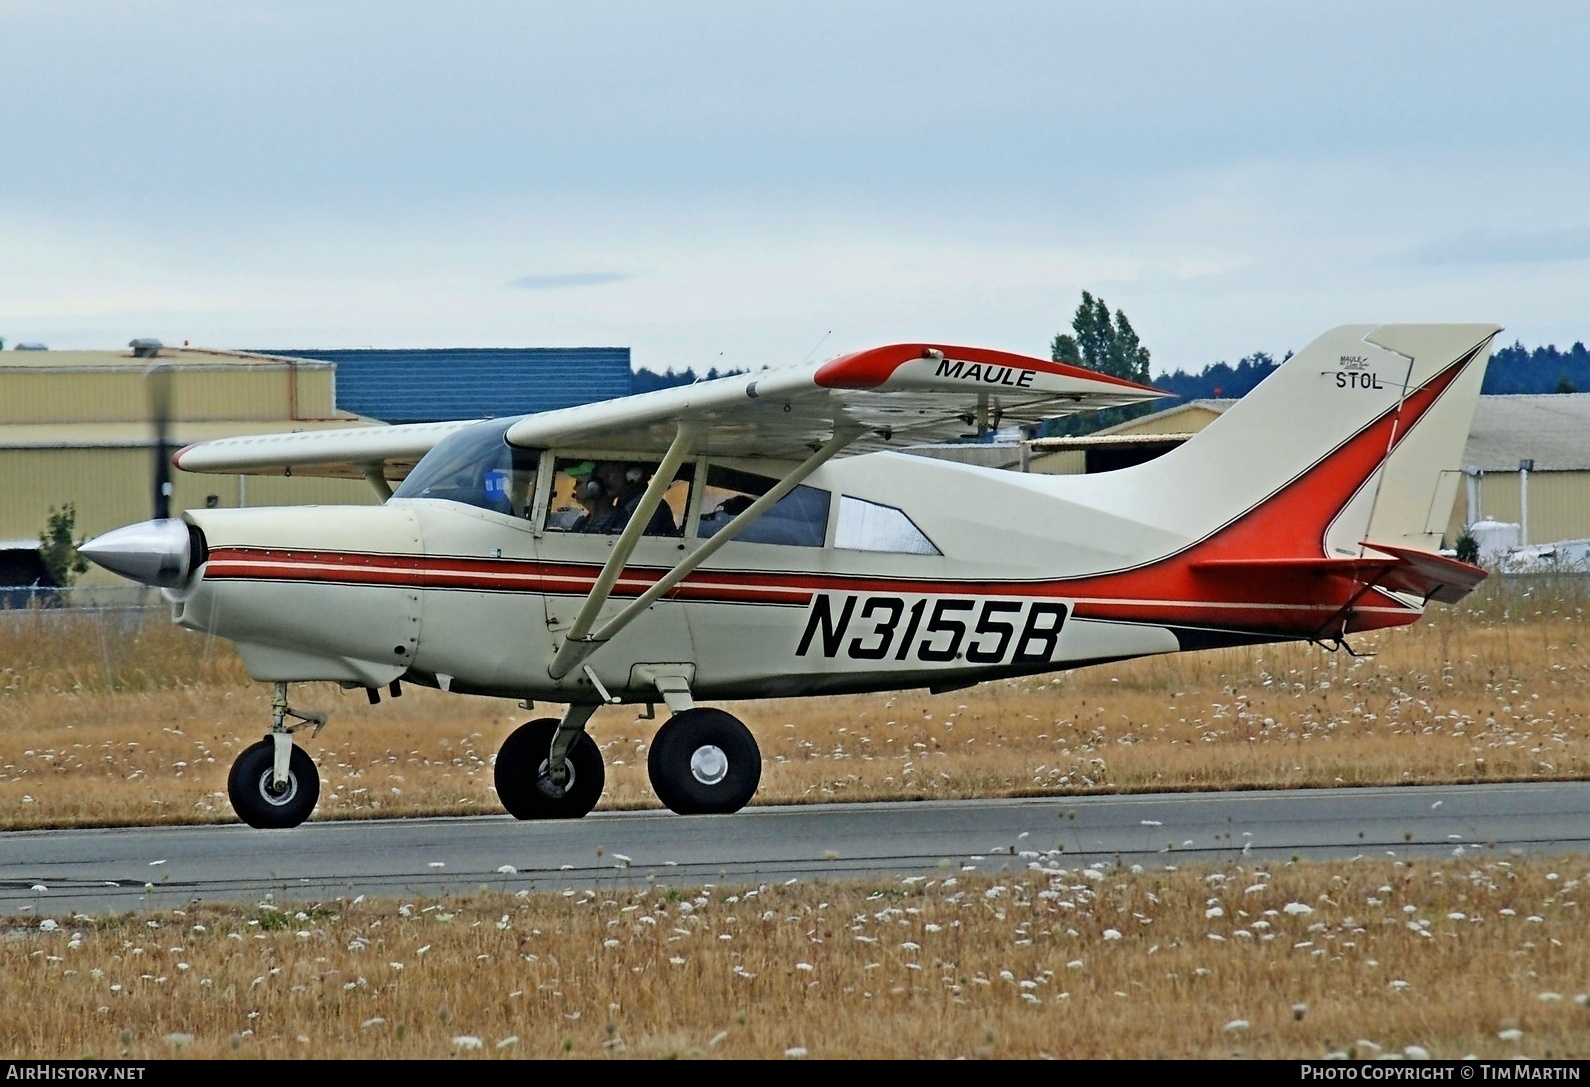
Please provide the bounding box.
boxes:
[1447,470,1590,544]
[1028,449,1087,475]
[263,347,633,423]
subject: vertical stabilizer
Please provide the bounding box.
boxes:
[1075,324,1499,556]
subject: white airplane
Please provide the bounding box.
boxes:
[83,324,1497,829]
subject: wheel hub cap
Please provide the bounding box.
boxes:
[257,770,297,807]
[535,758,576,799]
[689,744,729,786]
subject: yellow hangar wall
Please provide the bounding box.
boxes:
[0,364,335,424]
[0,447,376,543]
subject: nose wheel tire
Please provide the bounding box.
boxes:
[647,707,761,815]
[227,740,320,829]
[495,718,606,820]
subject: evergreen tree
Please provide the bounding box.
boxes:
[1050,332,1080,364]
[38,504,88,588]
[1106,309,1152,385]
[1041,291,1155,436]
[1071,292,1114,373]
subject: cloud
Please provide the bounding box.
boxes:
[1408,226,1590,265]
[509,272,632,291]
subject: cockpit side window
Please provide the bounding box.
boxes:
[391,422,537,518]
[698,465,829,547]
[833,496,940,555]
[545,457,693,537]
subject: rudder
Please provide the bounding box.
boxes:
[1092,323,1499,556]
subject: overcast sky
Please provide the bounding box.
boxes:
[2,1,1588,374]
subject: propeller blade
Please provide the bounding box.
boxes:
[148,364,173,521]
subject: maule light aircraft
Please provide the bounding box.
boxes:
[83,324,1497,829]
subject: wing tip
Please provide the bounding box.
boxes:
[815,342,1167,394]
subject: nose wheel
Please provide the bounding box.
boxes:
[226,682,326,829]
[647,707,761,815]
[227,740,321,829]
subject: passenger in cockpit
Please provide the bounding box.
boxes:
[575,462,677,536]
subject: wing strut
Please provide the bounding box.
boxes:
[547,427,856,680]
[547,423,701,680]
[360,463,394,501]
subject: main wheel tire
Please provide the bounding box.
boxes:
[227,740,320,829]
[494,718,606,820]
[647,707,761,815]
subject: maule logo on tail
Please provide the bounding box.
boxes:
[934,359,1037,388]
[1329,356,1384,390]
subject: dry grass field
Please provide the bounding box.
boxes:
[0,577,1585,829]
[3,858,1587,1059]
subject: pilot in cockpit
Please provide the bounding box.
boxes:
[564,461,678,536]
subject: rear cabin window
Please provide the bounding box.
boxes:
[698,465,830,547]
[833,496,940,555]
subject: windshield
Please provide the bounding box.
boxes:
[391,421,538,518]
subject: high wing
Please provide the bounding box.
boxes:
[504,343,1164,458]
[171,344,1164,483]
[173,419,481,480]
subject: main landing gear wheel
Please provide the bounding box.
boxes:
[495,718,606,820]
[227,740,320,829]
[647,707,761,815]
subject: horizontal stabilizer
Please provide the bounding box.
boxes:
[1191,545,1486,606]
[1358,542,1488,604]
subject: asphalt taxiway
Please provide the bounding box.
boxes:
[2,781,1586,915]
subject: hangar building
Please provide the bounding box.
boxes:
[0,342,635,593]
[0,345,381,590]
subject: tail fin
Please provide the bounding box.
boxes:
[1106,323,1499,558]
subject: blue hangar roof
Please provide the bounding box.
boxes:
[260,347,633,424]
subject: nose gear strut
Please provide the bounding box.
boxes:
[269,682,327,793]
